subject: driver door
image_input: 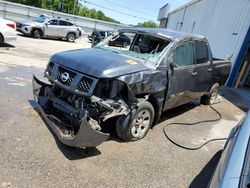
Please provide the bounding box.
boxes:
[164,40,198,110]
[44,19,59,37]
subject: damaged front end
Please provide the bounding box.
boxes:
[32,72,131,147]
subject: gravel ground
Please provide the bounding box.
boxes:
[0,35,245,188]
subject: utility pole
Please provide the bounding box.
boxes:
[73,0,78,15]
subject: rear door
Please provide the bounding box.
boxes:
[58,20,70,37]
[194,40,213,94]
[44,19,59,37]
[164,40,198,110]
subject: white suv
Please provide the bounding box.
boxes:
[0,17,17,45]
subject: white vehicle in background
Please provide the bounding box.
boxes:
[0,17,17,45]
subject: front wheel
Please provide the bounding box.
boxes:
[33,29,42,39]
[116,101,155,141]
[67,33,76,42]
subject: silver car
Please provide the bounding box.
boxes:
[208,112,250,188]
[16,16,82,42]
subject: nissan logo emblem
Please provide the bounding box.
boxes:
[61,72,70,82]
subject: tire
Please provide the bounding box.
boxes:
[122,41,127,48]
[116,101,155,141]
[0,33,4,43]
[67,33,76,42]
[33,29,42,39]
[201,84,219,105]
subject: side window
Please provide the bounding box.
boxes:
[195,40,209,64]
[48,19,58,25]
[67,22,73,26]
[120,33,125,38]
[173,41,194,67]
[59,20,68,26]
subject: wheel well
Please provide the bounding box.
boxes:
[135,94,161,126]
[67,32,76,37]
[32,28,43,36]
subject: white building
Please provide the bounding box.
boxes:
[159,0,250,87]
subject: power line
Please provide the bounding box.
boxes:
[81,0,154,21]
[80,0,157,21]
[101,0,156,18]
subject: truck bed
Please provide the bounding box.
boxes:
[212,58,231,86]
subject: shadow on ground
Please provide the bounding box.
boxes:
[43,115,102,160]
[189,150,222,188]
[0,43,15,48]
[105,101,200,143]
[159,101,199,123]
[17,33,74,43]
[28,98,218,160]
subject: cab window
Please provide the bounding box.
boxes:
[173,41,194,67]
[59,20,68,26]
[48,19,58,25]
[195,40,209,64]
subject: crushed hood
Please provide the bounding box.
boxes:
[50,48,150,78]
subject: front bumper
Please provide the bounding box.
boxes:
[32,75,109,148]
[17,26,32,36]
[4,35,17,43]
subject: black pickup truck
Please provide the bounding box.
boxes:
[33,28,231,147]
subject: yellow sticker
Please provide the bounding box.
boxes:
[126,60,137,65]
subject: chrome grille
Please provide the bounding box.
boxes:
[77,76,94,93]
[57,67,76,86]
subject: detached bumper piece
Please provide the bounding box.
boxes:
[32,76,109,148]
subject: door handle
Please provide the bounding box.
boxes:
[207,68,212,72]
[192,71,197,76]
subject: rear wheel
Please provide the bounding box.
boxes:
[67,33,76,42]
[33,29,42,39]
[201,84,219,105]
[116,101,154,141]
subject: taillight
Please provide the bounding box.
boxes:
[7,23,16,30]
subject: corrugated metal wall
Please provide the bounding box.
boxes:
[0,0,126,35]
[166,0,250,68]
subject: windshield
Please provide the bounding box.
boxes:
[33,17,48,23]
[95,31,171,66]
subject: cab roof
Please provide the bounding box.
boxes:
[119,27,205,41]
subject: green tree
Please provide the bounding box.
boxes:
[97,10,105,20]
[136,21,159,28]
[5,0,120,23]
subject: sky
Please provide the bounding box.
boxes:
[79,0,191,25]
